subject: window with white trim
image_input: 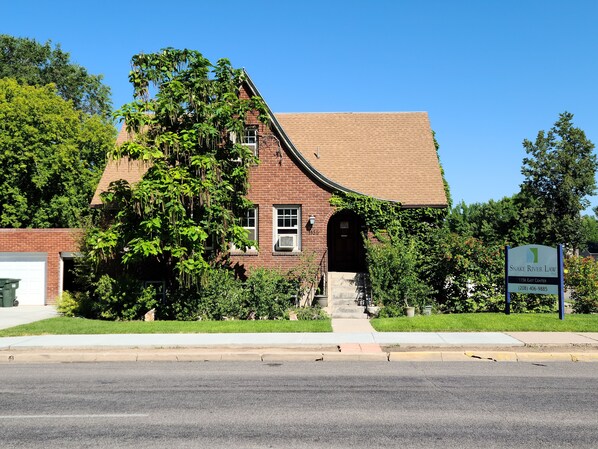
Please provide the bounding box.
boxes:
[274,206,301,252]
[242,207,257,246]
[230,126,258,160]
[232,207,258,253]
[241,126,258,156]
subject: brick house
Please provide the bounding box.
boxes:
[1,73,445,307]
[91,73,447,306]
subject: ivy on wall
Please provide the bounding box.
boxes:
[329,192,447,239]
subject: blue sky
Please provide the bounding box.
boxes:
[3,1,598,212]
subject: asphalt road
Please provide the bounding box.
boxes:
[1,362,597,448]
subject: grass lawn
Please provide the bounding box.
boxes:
[0,316,332,337]
[371,313,598,332]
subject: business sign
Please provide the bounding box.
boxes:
[504,244,565,320]
[507,245,558,295]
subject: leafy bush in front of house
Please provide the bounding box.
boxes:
[243,268,296,319]
[195,268,247,320]
[56,291,79,317]
[157,287,202,321]
[565,256,598,313]
[366,237,432,316]
[56,290,98,318]
[154,267,298,321]
[509,294,558,313]
[93,274,158,320]
[473,293,557,314]
[429,232,504,313]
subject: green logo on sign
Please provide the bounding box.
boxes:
[527,247,539,264]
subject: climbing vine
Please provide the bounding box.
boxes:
[330,192,446,240]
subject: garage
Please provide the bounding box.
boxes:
[0,253,47,306]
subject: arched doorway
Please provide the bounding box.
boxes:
[327,210,366,272]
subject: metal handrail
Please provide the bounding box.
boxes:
[294,249,328,307]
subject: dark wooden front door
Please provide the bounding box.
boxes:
[327,211,365,272]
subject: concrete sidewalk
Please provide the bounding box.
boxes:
[1,308,598,363]
[1,331,598,364]
[0,330,528,349]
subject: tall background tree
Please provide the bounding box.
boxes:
[0,34,112,118]
[87,48,268,288]
[0,79,115,227]
[0,35,115,228]
[520,112,597,250]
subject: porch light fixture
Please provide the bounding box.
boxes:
[308,215,316,226]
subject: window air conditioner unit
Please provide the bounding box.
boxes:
[277,235,296,251]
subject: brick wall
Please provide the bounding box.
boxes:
[231,86,335,275]
[0,229,81,305]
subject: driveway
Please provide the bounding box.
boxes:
[0,305,57,330]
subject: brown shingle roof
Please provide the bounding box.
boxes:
[275,112,447,207]
[91,113,447,208]
[91,157,148,206]
[91,126,147,206]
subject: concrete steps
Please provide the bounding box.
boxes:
[328,271,368,319]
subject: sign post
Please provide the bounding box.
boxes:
[557,244,565,320]
[505,245,511,315]
[506,244,565,320]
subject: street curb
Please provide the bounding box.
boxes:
[515,352,575,362]
[324,352,389,361]
[2,349,598,364]
[262,352,325,362]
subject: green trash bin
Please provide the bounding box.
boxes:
[0,279,20,307]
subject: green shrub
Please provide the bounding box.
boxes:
[432,233,504,313]
[56,291,94,318]
[244,268,295,319]
[197,269,247,320]
[366,237,432,316]
[93,275,158,320]
[56,291,79,317]
[160,267,297,321]
[158,287,202,321]
[565,256,598,313]
[479,293,557,314]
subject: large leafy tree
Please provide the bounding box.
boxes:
[0,34,112,118]
[520,112,597,249]
[87,48,268,287]
[0,79,115,227]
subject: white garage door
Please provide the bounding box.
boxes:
[0,253,47,306]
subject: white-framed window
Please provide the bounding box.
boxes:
[230,126,258,159]
[242,126,258,154]
[232,207,258,253]
[274,206,301,252]
[242,207,258,248]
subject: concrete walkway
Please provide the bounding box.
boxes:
[331,318,376,333]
